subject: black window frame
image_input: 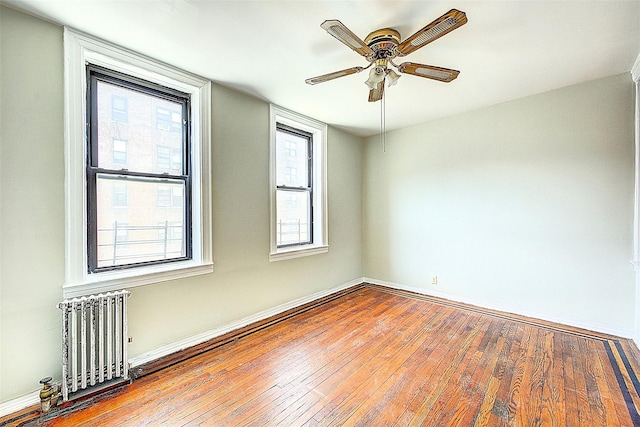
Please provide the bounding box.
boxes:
[86,64,192,273]
[275,122,313,248]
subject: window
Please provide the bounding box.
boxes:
[112,139,127,165]
[285,140,296,157]
[277,125,312,247]
[87,65,191,272]
[157,146,182,171]
[158,185,183,208]
[64,28,212,297]
[111,95,128,122]
[269,105,327,261]
[156,107,183,132]
[112,182,128,207]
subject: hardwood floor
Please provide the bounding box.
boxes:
[14,284,640,425]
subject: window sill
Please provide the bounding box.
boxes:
[62,260,213,298]
[269,245,328,262]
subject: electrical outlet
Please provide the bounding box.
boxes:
[431,275,438,285]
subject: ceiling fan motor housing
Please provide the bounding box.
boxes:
[364,28,401,63]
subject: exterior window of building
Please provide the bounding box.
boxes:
[269,105,327,261]
[111,95,128,122]
[158,185,183,208]
[156,107,183,133]
[112,139,127,165]
[157,146,182,171]
[285,140,296,157]
[284,166,298,183]
[64,28,212,297]
[87,65,191,272]
[157,146,171,169]
[112,183,128,207]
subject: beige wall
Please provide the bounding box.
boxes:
[363,73,636,334]
[0,6,363,402]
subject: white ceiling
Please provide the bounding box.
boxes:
[4,0,640,136]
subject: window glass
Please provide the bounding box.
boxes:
[276,190,311,246]
[97,80,184,174]
[111,95,128,122]
[275,124,312,248]
[88,67,190,272]
[276,130,309,188]
[112,139,127,165]
[95,174,186,268]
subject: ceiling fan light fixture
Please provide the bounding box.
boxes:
[365,67,386,89]
[386,69,401,87]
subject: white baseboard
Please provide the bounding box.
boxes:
[0,277,364,419]
[129,277,365,368]
[364,277,634,339]
[0,390,40,419]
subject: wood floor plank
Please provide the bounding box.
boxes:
[471,322,517,426]
[34,285,640,427]
[504,323,534,424]
[537,330,559,425]
[559,333,579,426]
[585,339,625,426]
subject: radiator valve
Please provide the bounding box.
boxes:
[39,377,59,413]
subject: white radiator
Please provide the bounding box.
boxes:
[58,290,131,401]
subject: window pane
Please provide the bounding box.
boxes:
[276,129,308,187]
[96,174,186,268]
[112,139,127,165]
[276,189,310,246]
[97,81,184,174]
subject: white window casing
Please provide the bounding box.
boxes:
[269,105,328,261]
[64,28,212,298]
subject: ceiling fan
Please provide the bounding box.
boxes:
[305,9,467,102]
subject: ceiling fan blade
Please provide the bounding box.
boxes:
[305,66,365,85]
[321,20,375,58]
[397,9,467,56]
[397,62,460,82]
[368,81,384,102]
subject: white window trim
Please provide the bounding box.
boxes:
[63,28,212,298]
[631,52,640,345]
[632,52,640,269]
[269,105,328,261]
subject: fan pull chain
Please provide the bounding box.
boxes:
[380,91,386,153]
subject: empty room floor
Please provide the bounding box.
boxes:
[22,284,640,426]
